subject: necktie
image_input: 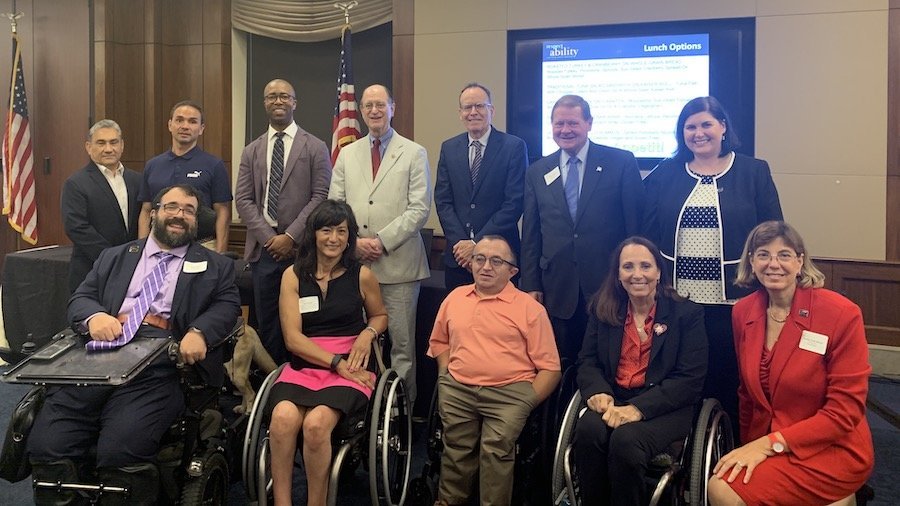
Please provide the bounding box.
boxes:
[86,252,175,351]
[564,157,580,221]
[470,140,483,184]
[372,138,382,179]
[267,132,285,221]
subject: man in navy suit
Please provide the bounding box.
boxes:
[61,120,141,293]
[435,83,528,290]
[521,95,646,364]
[28,184,240,506]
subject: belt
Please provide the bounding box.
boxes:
[117,313,171,330]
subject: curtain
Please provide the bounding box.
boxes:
[232,0,392,42]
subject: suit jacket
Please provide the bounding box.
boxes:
[329,130,431,284]
[521,142,646,319]
[434,128,527,267]
[732,287,873,477]
[68,239,241,387]
[576,296,707,420]
[644,153,783,301]
[235,125,332,263]
[61,162,141,293]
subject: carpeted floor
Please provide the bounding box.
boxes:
[1,371,897,505]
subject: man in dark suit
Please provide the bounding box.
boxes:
[61,119,141,293]
[521,95,646,364]
[27,184,240,506]
[435,82,527,290]
[235,78,331,363]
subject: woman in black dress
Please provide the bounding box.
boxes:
[267,199,388,506]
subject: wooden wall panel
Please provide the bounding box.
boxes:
[815,258,900,347]
[392,0,414,138]
[889,3,900,259]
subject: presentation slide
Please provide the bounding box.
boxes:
[542,34,709,158]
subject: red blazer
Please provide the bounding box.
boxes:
[732,287,873,481]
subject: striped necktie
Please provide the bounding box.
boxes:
[470,140,483,184]
[267,132,286,221]
[86,252,174,351]
[564,157,580,220]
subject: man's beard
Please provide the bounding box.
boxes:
[152,216,197,248]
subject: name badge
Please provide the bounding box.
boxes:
[183,261,207,273]
[799,330,828,355]
[300,296,320,314]
[544,167,561,186]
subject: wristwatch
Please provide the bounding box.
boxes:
[767,433,785,454]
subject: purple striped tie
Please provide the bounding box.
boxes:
[86,252,174,351]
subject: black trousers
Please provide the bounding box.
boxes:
[573,401,693,506]
[700,304,740,438]
[550,292,589,367]
[251,246,293,364]
[27,348,184,468]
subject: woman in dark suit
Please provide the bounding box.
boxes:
[644,96,783,428]
[708,221,873,505]
[574,236,708,506]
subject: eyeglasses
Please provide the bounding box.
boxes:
[752,251,798,263]
[460,103,491,113]
[471,254,517,269]
[264,93,295,103]
[158,202,197,217]
[361,101,389,111]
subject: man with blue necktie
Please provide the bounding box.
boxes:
[435,82,528,290]
[521,95,647,365]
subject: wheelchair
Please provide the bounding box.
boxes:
[241,342,412,505]
[552,391,734,506]
[0,320,244,505]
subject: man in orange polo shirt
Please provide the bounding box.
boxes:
[427,235,561,505]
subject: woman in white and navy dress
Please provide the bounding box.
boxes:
[267,199,388,506]
[644,96,782,430]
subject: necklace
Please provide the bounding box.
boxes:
[767,307,788,323]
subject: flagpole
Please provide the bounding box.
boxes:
[334,1,358,28]
[330,1,362,165]
[2,9,22,249]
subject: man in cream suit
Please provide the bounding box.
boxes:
[329,84,431,403]
[236,78,332,363]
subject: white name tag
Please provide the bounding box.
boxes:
[799,330,828,355]
[300,296,320,314]
[544,167,561,186]
[183,261,207,273]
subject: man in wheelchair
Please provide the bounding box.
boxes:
[426,235,561,505]
[26,184,240,505]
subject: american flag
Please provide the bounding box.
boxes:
[330,27,361,165]
[2,32,37,245]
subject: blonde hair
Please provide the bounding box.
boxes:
[734,221,826,289]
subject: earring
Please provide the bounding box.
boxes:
[722,134,726,143]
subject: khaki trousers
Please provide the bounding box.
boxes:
[437,372,536,505]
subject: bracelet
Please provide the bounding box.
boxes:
[329,354,343,372]
[364,326,378,338]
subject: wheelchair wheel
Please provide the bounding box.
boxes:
[181,451,228,505]
[688,398,734,506]
[552,390,583,506]
[368,369,412,505]
[242,364,285,503]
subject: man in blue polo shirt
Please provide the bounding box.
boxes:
[137,100,233,252]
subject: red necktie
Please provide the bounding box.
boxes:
[372,138,382,179]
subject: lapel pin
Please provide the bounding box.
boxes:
[653,323,667,336]
[128,245,140,253]
[799,309,809,317]
[596,166,603,172]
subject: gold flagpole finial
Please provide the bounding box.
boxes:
[334,1,358,28]
[2,12,24,34]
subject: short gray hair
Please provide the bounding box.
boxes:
[87,119,122,141]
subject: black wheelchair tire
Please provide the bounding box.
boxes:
[181,451,229,506]
[688,398,734,506]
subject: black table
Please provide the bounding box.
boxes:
[2,245,72,357]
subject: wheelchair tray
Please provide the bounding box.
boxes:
[1,335,173,386]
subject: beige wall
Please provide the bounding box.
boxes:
[413,0,889,260]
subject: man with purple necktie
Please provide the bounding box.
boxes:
[27,184,240,506]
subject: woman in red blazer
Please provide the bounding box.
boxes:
[708,221,873,505]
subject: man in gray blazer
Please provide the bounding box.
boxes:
[329,84,431,403]
[235,78,332,363]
